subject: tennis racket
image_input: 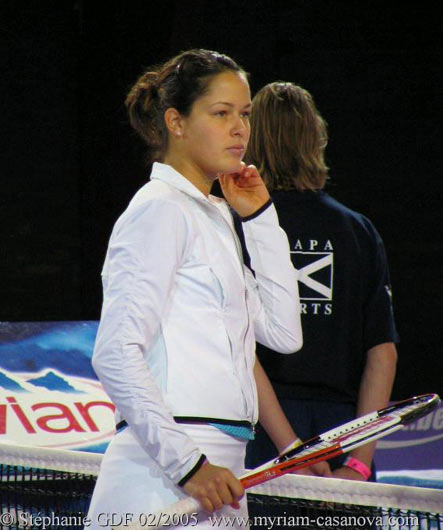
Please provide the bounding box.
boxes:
[112,393,439,530]
[242,392,439,487]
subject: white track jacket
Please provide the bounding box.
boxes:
[92,162,302,485]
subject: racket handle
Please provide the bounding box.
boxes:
[111,497,201,530]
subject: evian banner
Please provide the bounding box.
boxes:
[0,321,115,453]
[0,321,442,472]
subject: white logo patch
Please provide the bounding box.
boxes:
[292,251,334,301]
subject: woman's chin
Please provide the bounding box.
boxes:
[222,160,243,175]
[210,159,243,179]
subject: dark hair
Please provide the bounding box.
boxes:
[125,49,247,163]
[246,82,328,192]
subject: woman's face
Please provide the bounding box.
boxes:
[179,71,251,179]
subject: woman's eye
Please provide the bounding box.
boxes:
[242,112,251,119]
[215,110,227,117]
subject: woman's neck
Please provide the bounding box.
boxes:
[163,154,214,197]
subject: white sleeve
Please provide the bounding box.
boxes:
[92,199,203,485]
[242,202,303,354]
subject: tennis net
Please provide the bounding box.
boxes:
[1,443,442,529]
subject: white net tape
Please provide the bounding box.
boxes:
[0,442,442,515]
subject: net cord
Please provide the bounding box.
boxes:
[1,442,442,515]
[0,441,102,475]
[249,472,443,514]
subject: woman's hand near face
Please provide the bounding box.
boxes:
[183,462,244,513]
[219,163,270,218]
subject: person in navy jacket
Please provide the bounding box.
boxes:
[244,82,398,483]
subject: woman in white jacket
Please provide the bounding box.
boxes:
[87,49,305,530]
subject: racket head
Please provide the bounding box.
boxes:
[379,393,440,424]
[279,393,440,463]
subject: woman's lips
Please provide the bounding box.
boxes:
[227,145,245,156]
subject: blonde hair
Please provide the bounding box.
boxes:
[246,82,329,191]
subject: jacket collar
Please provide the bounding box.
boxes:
[151,162,213,203]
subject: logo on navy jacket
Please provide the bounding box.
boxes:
[291,239,333,316]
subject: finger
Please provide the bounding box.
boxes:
[218,175,230,197]
[243,164,258,178]
[226,475,244,502]
[199,496,215,513]
[197,489,224,513]
[215,480,235,506]
[236,161,247,175]
[218,173,230,189]
[219,173,240,198]
[312,467,325,477]
[206,488,224,512]
[292,467,314,476]
[321,464,332,477]
[234,168,264,188]
[213,471,243,506]
[227,486,243,510]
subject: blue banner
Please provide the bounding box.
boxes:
[1,321,442,484]
[0,321,114,453]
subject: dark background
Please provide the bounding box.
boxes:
[1,1,442,399]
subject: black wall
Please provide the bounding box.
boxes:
[1,1,442,399]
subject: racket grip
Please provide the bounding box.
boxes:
[111,497,201,530]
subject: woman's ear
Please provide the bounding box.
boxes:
[164,107,184,138]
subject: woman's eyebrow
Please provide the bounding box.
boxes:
[209,101,252,109]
